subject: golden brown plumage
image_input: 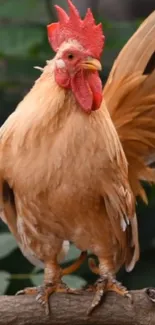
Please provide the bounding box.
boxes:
[104,10,155,203]
[89,11,155,287]
[0,59,136,264]
[0,56,136,313]
[0,1,154,315]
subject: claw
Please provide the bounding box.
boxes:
[15,290,25,296]
[16,287,38,296]
[66,288,82,295]
[36,289,51,315]
[87,276,130,315]
[15,282,81,315]
[125,292,133,303]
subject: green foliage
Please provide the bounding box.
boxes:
[0,0,155,296]
[0,26,45,56]
[0,233,17,258]
[0,0,48,21]
[0,271,10,294]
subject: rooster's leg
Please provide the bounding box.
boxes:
[87,257,130,315]
[16,251,87,315]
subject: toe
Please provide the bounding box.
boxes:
[36,291,50,316]
[87,288,104,315]
[87,278,107,315]
[106,279,130,299]
[16,287,38,296]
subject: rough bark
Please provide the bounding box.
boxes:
[0,289,155,325]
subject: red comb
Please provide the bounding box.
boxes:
[47,0,105,59]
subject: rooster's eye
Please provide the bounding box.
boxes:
[68,53,74,60]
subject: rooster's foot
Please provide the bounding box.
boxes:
[16,281,80,315]
[87,276,131,315]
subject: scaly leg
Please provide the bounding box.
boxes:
[16,251,87,315]
[87,257,131,315]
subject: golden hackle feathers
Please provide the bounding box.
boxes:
[104,11,155,203]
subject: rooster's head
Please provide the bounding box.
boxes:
[47,0,105,113]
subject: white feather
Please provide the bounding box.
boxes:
[55,59,66,69]
[125,214,140,272]
[19,240,70,269]
[34,66,44,72]
[120,217,127,232]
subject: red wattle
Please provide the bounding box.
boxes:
[71,71,102,112]
[71,71,93,112]
[87,72,103,111]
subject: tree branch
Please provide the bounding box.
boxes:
[0,289,155,325]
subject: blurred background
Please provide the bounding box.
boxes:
[0,0,155,295]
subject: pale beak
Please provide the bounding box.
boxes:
[81,57,102,71]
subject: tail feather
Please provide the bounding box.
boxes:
[104,11,155,201]
[125,214,140,272]
[105,11,155,83]
[103,11,155,271]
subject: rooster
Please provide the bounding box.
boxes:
[0,0,154,315]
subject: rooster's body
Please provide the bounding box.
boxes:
[0,56,137,275]
[0,0,155,315]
